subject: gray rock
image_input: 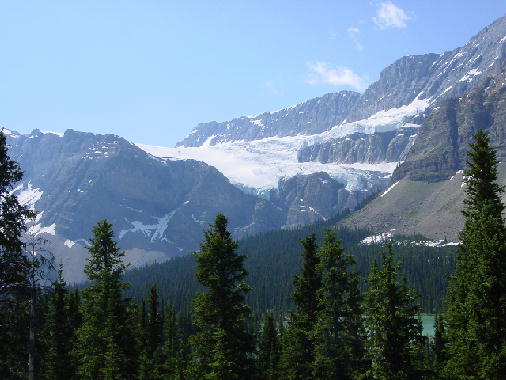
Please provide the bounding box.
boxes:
[297,128,418,164]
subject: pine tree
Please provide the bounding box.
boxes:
[43,266,75,380]
[312,229,365,380]
[363,243,424,380]
[190,214,255,380]
[0,130,35,379]
[444,130,506,379]
[280,234,321,380]
[258,311,281,380]
[74,220,135,380]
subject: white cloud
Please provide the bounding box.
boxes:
[347,26,363,51]
[306,62,367,91]
[372,2,409,29]
[265,80,284,96]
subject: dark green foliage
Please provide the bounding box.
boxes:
[444,130,506,379]
[147,284,164,357]
[432,314,448,377]
[258,311,281,380]
[280,234,321,380]
[0,131,34,379]
[42,267,76,380]
[363,243,424,380]
[312,230,365,379]
[157,303,188,379]
[190,214,255,380]
[124,226,455,318]
[74,220,137,380]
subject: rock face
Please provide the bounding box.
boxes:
[5,14,506,282]
[270,172,370,228]
[297,128,418,164]
[177,91,361,147]
[178,15,506,148]
[6,130,286,255]
[5,130,369,260]
[392,69,506,182]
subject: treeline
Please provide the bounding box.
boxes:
[123,226,456,317]
[1,129,505,380]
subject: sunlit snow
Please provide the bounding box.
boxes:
[119,211,177,242]
[137,98,426,192]
[64,240,76,248]
[380,181,400,197]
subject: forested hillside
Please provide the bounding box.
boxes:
[123,219,456,316]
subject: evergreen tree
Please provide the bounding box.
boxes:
[0,130,34,379]
[444,130,506,379]
[432,314,448,378]
[74,220,136,380]
[363,243,424,380]
[147,284,163,357]
[190,214,255,380]
[312,230,365,380]
[280,234,321,380]
[157,303,187,379]
[43,266,75,380]
[258,311,280,380]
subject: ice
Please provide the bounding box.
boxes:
[137,98,425,192]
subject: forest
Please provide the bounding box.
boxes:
[1,129,505,380]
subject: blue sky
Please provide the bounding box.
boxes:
[1,1,505,146]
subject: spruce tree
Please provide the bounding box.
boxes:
[158,303,187,379]
[258,311,281,380]
[312,229,365,380]
[432,314,448,378]
[0,130,34,379]
[279,234,321,380]
[190,213,255,380]
[74,220,135,380]
[147,284,164,357]
[43,267,75,380]
[363,243,424,380]
[444,130,506,379]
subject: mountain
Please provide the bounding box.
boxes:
[341,69,506,240]
[6,14,506,281]
[140,15,506,224]
[178,15,506,148]
[5,129,371,282]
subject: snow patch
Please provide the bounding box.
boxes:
[361,232,392,245]
[441,86,453,95]
[459,69,482,82]
[2,129,20,138]
[28,223,56,236]
[41,130,64,137]
[64,240,76,248]
[13,182,44,210]
[119,211,176,242]
[380,181,400,198]
[251,119,265,128]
